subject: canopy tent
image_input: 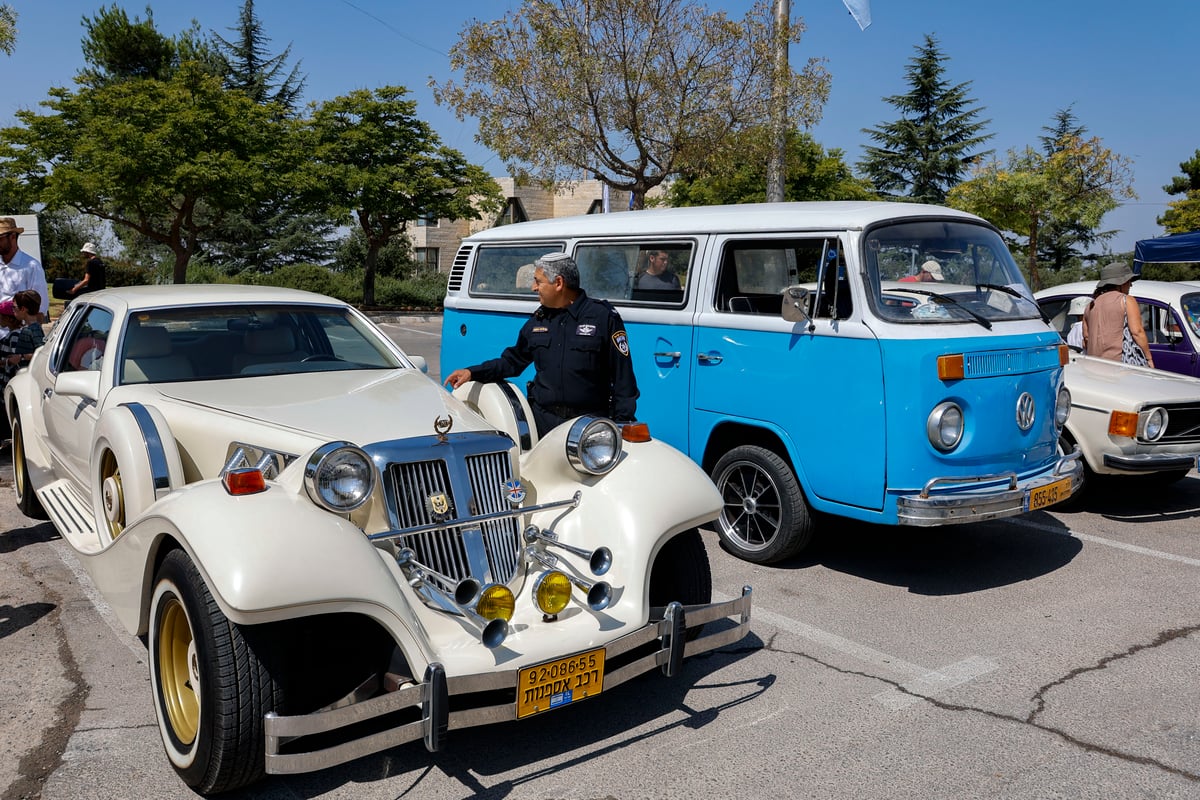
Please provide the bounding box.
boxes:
[1133,230,1200,275]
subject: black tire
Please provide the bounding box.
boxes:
[11,409,48,520]
[649,529,712,640]
[712,444,812,563]
[149,549,281,794]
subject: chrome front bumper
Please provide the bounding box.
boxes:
[897,450,1084,526]
[1102,452,1199,472]
[263,586,753,776]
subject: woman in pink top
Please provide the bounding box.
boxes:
[1081,262,1154,368]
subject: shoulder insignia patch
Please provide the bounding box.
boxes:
[612,329,630,356]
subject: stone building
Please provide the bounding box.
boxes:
[407,177,650,274]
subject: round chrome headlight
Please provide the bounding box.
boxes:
[566,416,622,475]
[927,402,964,452]
[1055,385,1072,428]
[304,442,375,512]
[1141,407,1167,442]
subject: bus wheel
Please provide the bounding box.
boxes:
[712,445,812,563]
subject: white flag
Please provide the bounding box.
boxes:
[841,0,871,30]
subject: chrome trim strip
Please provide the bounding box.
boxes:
[118,402,171,500]
[1102,452,1198,472]
[495,380,533,450]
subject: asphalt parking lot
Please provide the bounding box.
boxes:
[2,317,1199,799]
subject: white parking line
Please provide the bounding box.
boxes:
[717,593,998,709]
[1006,518,1200,567]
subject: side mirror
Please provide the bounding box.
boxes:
[54,369,101,402]
[407,355,429,374]
[780,285,811,325]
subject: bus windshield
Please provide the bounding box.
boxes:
[864,219,1042,325]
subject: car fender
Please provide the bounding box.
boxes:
[91,403,186,540]
[516,420,721,616]
[4,369,55,484]
[87,480,433,665]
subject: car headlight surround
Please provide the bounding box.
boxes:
[303,441,376,513]
[1055,386,1072,427]
[566,416,622,475]
[1140,407,1167,442]
[926,401,964,452]
[533,571,573,616]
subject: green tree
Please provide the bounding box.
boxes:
[204,0,335,273]
[0,62,290,283]
[947,136,1135,290]
[433,0,830,209]
[78,5,178,86]
[1035,106,1102,270]
[859,34,992,204]
[300,86,504,305]
[1,4,17,55]
[667,128,872,206]
[1158,149,1200,234]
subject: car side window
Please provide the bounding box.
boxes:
[715,238,848,318]
[59,306,113,373]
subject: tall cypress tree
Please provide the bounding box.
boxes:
[859,34,992,204]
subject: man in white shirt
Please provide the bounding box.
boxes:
[0,217,50,321]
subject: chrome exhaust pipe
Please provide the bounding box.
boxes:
[524,526,612,575]
[395,549,507,648]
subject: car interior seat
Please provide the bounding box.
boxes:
[231,326,308,373]
[122,325,194,383]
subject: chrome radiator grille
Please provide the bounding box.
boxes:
[386,448,521,585]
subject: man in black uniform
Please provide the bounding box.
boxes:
[445,252,639,436]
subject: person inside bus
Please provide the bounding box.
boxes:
[899,259,944,283]
[445,252,639,436]
[634,249,681,291]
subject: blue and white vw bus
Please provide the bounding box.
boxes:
[441,202,1081,563]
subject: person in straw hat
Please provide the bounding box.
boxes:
[1082,261,1154,368]
[0,217,49,321]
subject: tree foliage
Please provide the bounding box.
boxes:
[0,62,290,283]
[299,86,503,305]
[1158,149,1200,234]
[78,5,179,86]
[434,0,830,209]
[667,127,872,206]
[947,135,1136,290]
[859,34,992,204]
[1,4,17,55]
[1035,107,1105,269]
[212,0,304,110]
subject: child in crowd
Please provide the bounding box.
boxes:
[4,289,45,376]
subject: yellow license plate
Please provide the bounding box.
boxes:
[516,647,605,719]
[1025,477,1071,511]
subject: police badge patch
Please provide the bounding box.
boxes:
[612,330,630,356]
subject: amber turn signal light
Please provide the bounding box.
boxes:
[937,354,965,381]
[223,468,267,495]
[1058,343,1069,365]
[1108,411,1138,438]
[621,422,651,442]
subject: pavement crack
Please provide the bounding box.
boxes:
[763,638,1200,785]
[1027,623,1200,723]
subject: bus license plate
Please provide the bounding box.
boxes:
[1025,477,1071,511]
[516,647,605,719]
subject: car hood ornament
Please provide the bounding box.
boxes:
[434,414,453,442]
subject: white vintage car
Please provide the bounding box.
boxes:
[4,285,752,794]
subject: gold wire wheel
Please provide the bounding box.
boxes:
[157,595,200,746]
[99,450,126,539]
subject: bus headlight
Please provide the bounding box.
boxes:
[927,402,964,452]
[304,442,375,512]
[1055,386,1072,428]
[566,417,622,475]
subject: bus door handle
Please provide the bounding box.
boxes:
[654,351,681,359]
[697,352,723,365]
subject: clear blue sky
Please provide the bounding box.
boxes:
[3,0,1196,254]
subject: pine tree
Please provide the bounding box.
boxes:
[1036,106,1100,270]
[859,34,992,204]
[211,0,304,110]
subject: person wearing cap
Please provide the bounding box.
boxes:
[445,252,639,436]
[71,242,107,296]
[1065,294,1092,349]
[899,259,945,283]
[1082,261,1154,368]
[0,217,49,320]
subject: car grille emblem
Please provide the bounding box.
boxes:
[503,479,526,505]
[426,492,451,521]
[1016,392,1035,431]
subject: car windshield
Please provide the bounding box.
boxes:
[1183,292,1200,337]
[118,303,404,385]
[864,220,1042,325]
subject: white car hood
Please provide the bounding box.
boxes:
[1066,354,1200,405]
[155,369,494,443]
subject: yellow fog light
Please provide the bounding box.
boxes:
[534,571,573,616]
[477,584,515,621]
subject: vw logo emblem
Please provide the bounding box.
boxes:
[1015,392,1035,431]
